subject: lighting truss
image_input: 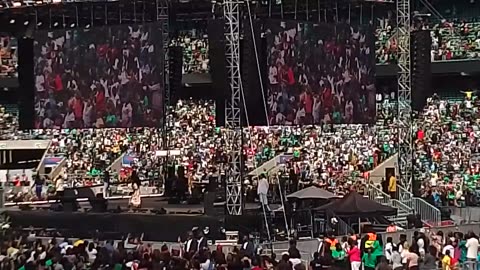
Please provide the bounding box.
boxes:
[224,0,243,215]
[396,0,413,197]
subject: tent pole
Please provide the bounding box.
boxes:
[358,217,361,235]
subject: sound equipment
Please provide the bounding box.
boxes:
[169,46,183,103]
[207,176,217,192]
[60,196,79,212]
[17,37,35,129]
[89,194,107,213]
[204,191,216,216]
[208,19,227,126]
[411,30,432,111]
[151,208,167,215]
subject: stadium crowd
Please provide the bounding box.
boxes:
[0,226,479,270]
[34,25,163,129]
[375,9,480,63]
[4,92,480,205]
[266,22,376,125]
[415,93,480,207]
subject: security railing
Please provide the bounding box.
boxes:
[336,216,355,236]
[411,197,441,227]
[396,185,441,227]
[366,183,392,205]
[397,184,413,201]
[391,199,413,214]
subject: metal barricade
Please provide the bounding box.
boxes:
[412,197,441,227]
[396,185,441,227]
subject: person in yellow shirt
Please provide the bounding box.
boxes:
[388,174,397,199]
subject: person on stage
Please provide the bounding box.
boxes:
[257,173,271,211]
[103,169,111,198]
[129,169,141,208]
[55,175,65,198]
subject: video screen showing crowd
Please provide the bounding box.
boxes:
[265,21,376,125]
[33,24,164,129]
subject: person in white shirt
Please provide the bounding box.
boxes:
[466,233,479,263]
[442,240,455,258]
[257,173,270,211]
[384,237,396,262]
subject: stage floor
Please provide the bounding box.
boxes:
[5,197,269,214]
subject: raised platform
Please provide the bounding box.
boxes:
[4,210,222,242]
[3,198,269,241]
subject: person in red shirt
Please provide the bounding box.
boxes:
[73,93,84,124]
[417,129,424,141]
[348,239,361,270]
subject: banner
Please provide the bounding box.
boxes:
[122,154,136,167]
[44,157,63,167]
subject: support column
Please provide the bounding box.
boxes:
[224,0,243,215]
[396,0,413,197]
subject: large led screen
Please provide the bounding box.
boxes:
[34,24,164,129]
[265,21,376,125]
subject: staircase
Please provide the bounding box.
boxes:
[248,153,292,177]
[366,183,412,228]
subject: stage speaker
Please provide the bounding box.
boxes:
[208,176,217,192]
[208,18,227,126]
[204,191,216,216]
[241,18,267,126]
[61,197,79,212]
[169,46,183,103]
[411,30,432,111]
[89,194,107,213]
[17,37,35,129]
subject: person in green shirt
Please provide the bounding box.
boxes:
[362,249,377,270]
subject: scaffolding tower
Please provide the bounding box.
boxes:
[156,0,171,157]
[396,0,413,197]
[224,0,243,215]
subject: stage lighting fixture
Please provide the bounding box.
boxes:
[70,23,75,28]
[85,24,91,29]
[9,19,16,24]
[24,21,29,25]
[53,22,59,27]
[35,0,43,4]
[12,2,22,7]
[52,0,61,3]
[37,21,43,26]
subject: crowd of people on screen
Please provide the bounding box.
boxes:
[0,226,479,270]
[266,22,376,125]
[0,35,17,78]
[33,25,163,129]
[170,32,209,74]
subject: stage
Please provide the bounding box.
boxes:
[3,198,270,241]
